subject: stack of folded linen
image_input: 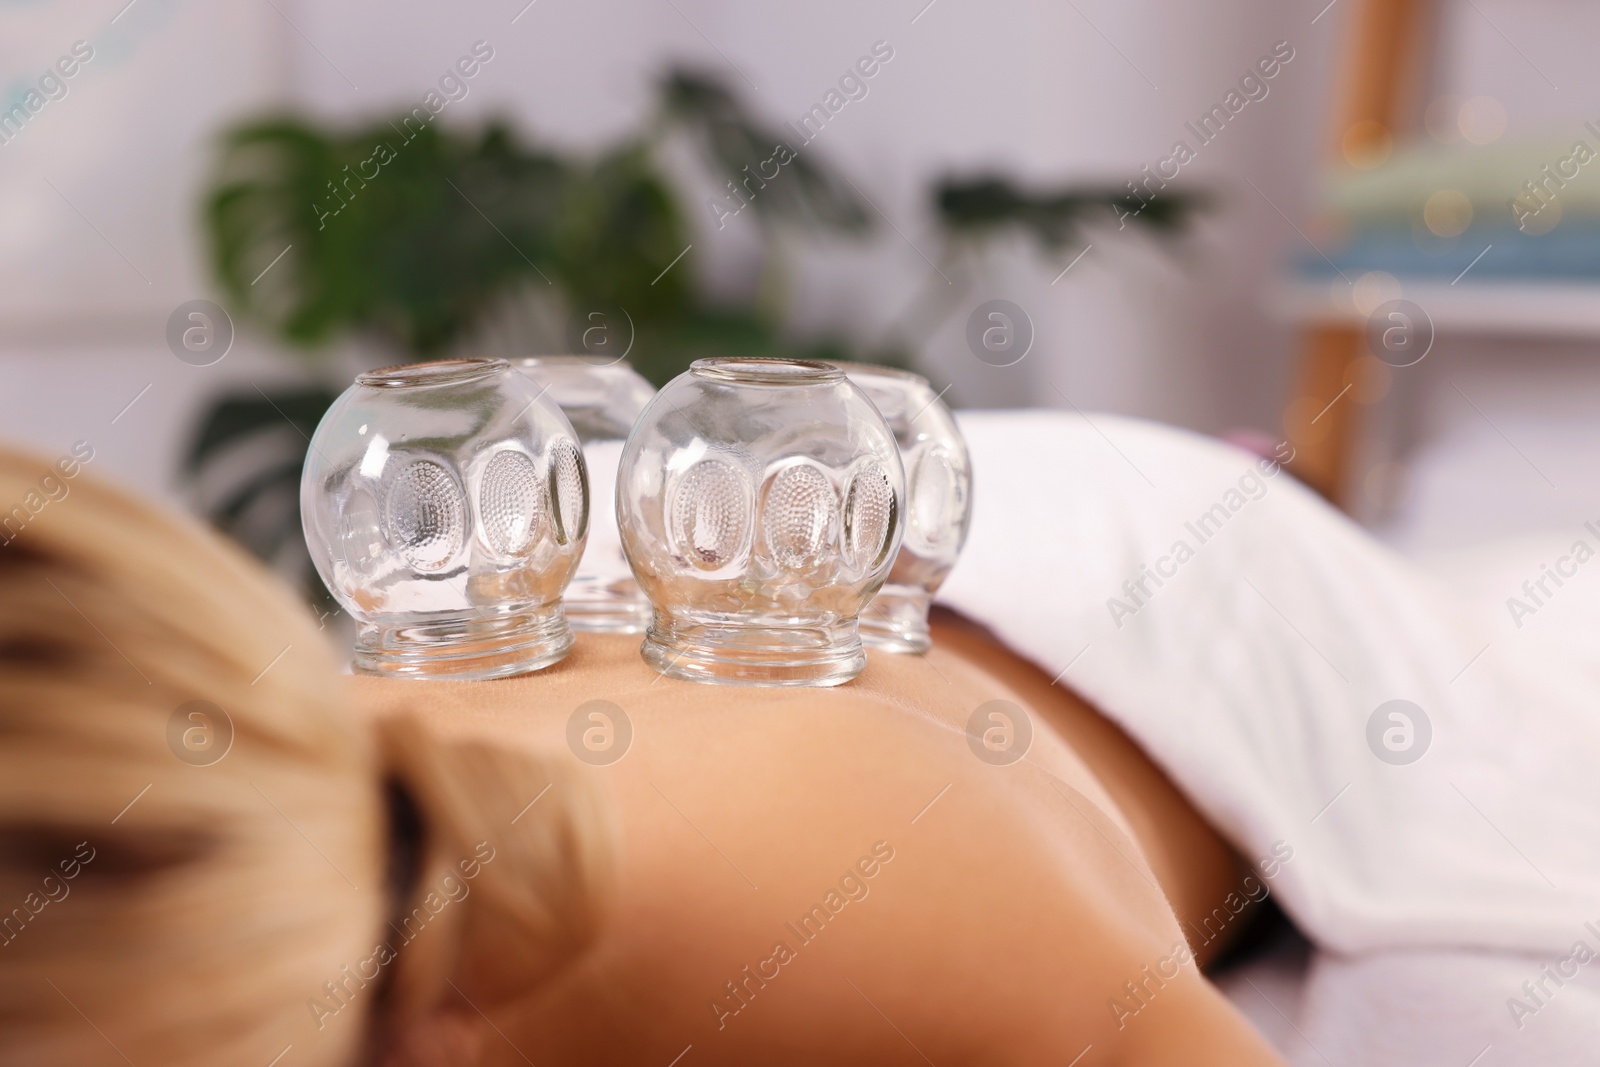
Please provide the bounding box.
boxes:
[1295,136,1600,282]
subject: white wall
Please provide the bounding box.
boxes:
[291,0,1340,421]
[0,0,1348,508]
[0,0,284,324]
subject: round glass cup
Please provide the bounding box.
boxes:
[515,357,656,633]
[617,358,905,686]
[301,358,588,680]
[831,363,973,653]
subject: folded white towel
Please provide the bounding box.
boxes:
[936,411,1600,1060]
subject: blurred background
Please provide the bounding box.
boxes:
[3,0,1598,603]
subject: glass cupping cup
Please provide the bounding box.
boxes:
[515,357,655,633]
[617,358,905,686]
[301,358,588,679]
[832,363,972,653]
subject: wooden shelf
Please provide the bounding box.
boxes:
[1272,278,1600,339]
[1282,0,1436,506]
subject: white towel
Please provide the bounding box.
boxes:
[935,411,1600,1061]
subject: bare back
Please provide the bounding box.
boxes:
[351,628,1283,1066]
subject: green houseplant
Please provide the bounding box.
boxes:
[189,67,1199,591]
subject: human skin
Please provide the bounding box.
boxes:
[351,620,1285,1066]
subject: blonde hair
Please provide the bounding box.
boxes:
[0,448,611,1066]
